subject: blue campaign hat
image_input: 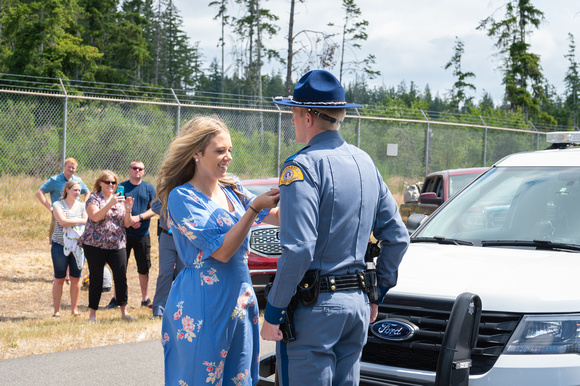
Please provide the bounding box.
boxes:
[273,70,363,109]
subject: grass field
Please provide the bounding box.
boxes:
[0,174,408,360]
[0,175,163,359]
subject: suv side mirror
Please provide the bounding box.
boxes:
[420,192,443,205]
[407,213,429,234]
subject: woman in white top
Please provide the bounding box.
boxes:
[52,180,87,317]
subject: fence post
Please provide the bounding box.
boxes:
[172,88,181,135]
[355,108,361,148]
[59,78,68,167]
[480,116,488,167]
[275,104,282,177]
[530,123,539,150]
[421,110,430,178]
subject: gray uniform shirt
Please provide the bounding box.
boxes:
[264,130,409,324]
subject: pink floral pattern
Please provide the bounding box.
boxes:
[203,350,227,385]
[174,301,203,342]
[163,182,260,384]
[231,288,256,320]
[177,215,197,243]
[243,251,249,265]
[200,268,219,286]
[193,250,204,268]
[161,332,170,346]
[231,370,249,386]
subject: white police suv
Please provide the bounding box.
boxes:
[361,132,580,385]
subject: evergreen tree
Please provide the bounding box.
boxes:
[477,0,547,116]
[564,33,580,129]
[208,0,232,95]
[158,0,202,89]
[444,37,476,111]
[136,0,158,85]
[329,0,379,83]
[479,91,495,112]
[0,0,101,79]
[231,0,281,98]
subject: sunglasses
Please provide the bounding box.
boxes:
[131,167,144,171]
[102,180,117,185]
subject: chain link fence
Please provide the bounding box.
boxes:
[0,74,566,196]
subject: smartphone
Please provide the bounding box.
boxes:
[116,185,125,197]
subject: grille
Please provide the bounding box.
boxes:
[361,294,522,375]
[250,226,282,256]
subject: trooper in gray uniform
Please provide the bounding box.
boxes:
[261,69,410,386]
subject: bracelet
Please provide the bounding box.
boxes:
[249,206,259,214]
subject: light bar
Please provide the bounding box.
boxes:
[546,132,580,144]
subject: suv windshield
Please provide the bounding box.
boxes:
[416,166,580,246]
[448,173,481,197]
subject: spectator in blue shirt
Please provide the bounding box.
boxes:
[36,157,89,283]
[36,157,89,234]
[106,161,156,309]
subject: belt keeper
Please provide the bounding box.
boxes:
[329,276,336,291]
[358,272,365,287]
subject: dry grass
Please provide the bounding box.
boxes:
[0,175,162,359]
[0,174,411,360]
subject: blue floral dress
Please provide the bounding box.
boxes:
[162,181,268,386]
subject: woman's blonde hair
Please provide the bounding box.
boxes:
[92,170,119,193]
[59,180,81,200]
[156,115,245,214]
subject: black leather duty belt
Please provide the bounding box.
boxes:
[319,272,366,292]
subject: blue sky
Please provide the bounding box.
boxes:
[174,0,580,104]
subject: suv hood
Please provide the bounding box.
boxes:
[392,243,580,313]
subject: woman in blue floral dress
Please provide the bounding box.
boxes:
[156,116,280,385]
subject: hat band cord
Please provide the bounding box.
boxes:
[307,108,341,124]
[274,96,346,106]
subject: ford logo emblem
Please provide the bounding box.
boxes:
[371,318,418,341]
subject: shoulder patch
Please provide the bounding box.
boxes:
[280,165,304,186]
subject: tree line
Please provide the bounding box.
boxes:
[0,0,578,129]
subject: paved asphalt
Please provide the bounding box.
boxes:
[0,336,277,385]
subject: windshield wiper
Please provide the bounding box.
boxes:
[411,236,473,246]
[481,239,580,252]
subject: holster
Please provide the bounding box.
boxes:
[364,242,381,303]
[264,277,298,342]
[363,269,381,303]
[297,270,321,306]
[280,294,298,342]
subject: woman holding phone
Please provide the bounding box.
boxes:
[80,170,135,322]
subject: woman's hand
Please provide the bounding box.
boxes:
[124,196,134,211]
[110,192,125,206]
[251,188,280,211]
[123,197,134,227]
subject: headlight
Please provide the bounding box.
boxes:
[504,314,580,354]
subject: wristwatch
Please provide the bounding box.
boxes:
[139,214,144,220]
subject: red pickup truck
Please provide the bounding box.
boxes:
[399,167,487,231]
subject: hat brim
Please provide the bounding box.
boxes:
[273,98,363,109]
